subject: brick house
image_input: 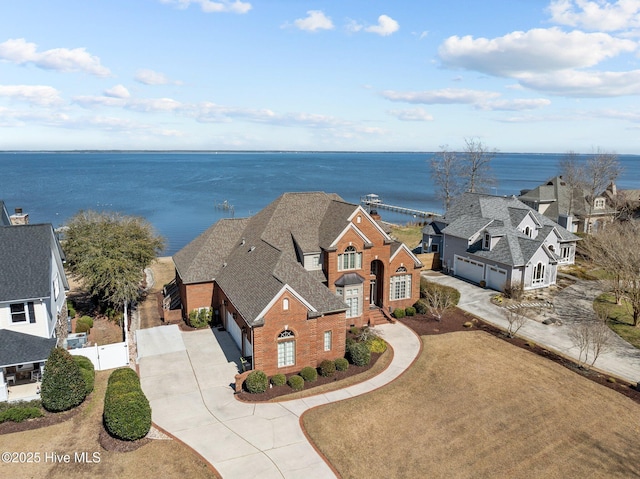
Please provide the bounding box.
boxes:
[172,192,422,376]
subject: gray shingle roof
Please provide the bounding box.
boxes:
[0,329,57,367]
[0,224,58,302]
[0,201,10,226]
[174,192,355,325]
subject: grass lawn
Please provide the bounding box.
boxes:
[596,292,640,349]
[0,370,218,479]
[389,224,423,249]
[303,332,640,479]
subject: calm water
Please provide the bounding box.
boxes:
[1,151,638,254]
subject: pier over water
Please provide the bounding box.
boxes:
[360,194,441,220]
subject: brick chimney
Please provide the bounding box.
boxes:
[10,208,29,225]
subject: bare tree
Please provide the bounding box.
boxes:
[558,151,586,215]
[423,282,456,322]
[584,149,621,230]
[568,320,592,368]
[461,137,497,194]
[589,307,613,367]
[504,306,528,338]
[429,145,463,212]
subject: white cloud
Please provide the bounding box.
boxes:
[128,97,184,112]
[519,69,640,96]
[478,98,552,111]
[388,108,434,121]
[365,15,399,36]
[0,38,111,77]
[346,19,364,33]
[73,95,127,108]
[160,0,251,14]
[438,28,636,76]
[292,10,334,32]
[104,85,130,99]
[0,85,62,106]
[548,0,640,31]
[382,88,500,104]
[135,69,180,85]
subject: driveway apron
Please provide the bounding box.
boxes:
[136,322,420,479]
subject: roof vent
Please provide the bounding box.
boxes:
[249,246,255,252]
[222,262,227,268]
[241,238,245,245]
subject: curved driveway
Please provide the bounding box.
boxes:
[136,322,420,479]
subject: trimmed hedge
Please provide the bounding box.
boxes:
[288,375,304,391]
[103,368,151,441]
[0,406,43,423]
[405,306,416,317]
[41,347,87,412]
[75,321,90,334]
[270,374,286,387]
[188,307,213,329]
[335,357,349,372]
[300,366,318,383]
[392,308,405,319]
[319,359,336,377]
[245,370,268,393]
[73,355,95,395]
[348,341,371,366]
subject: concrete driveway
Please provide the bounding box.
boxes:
[136,322,420,479]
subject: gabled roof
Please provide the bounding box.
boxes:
[0,329,57,367]
[0,224,63,303]
[0,201,10,226]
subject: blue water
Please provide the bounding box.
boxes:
[0,151,638,254]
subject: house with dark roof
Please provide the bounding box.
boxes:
[423,193,580,292]
[172,192,422,376]
[518,176,618,233]
[0,222,69,400]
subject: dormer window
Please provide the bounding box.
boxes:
[524,226,531,237]
[594,198,605,209]
[483,233,490,250]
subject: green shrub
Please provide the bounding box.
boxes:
[73,355,95,395]
[270,374,286,387]
[300,366,318,383]
[334,357,349,372]
[348,342,371,366]
[75,321,90,334]
[392,308,405,319]
[413,300,429,315]
[245,370,268,393]
[319,359,336,377]
[67,302,76,318]
[188,307,213,329]
[78,316,94,328]
[367,337,387,354]
[104,368,151,441]
[405,306,416,317]
[0,407,43,423]
[288,375,304,391]
[41,347,87,412]
[349,326,360,335]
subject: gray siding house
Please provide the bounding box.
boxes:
[423,193,580,291]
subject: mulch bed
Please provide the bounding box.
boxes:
[236,351,384,402]
[98,427,150,452]
[0,404,80,435]
[401,309,640,405]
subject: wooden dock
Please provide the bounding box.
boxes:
[360,194,440,219]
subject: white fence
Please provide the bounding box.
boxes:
[69,342,129,371]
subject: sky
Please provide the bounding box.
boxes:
[1,0,640,153]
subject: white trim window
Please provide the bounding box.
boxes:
[10,302,36,323]
[323,330,332,351]
[390,267,411,300]
[338,246,362,271]
[594,198,605,209]
[53,272,60,300]
[277,330,295,367]
[532,262,545,285]
[345,287,361,318]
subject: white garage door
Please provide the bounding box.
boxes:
[226,310,242,351]
[486,265,507,291]
[454,255,485,284]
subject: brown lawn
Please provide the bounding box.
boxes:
[303,331,640,479]
[139,256,176,329]
[0,370,218,479]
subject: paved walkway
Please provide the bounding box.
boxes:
[136,322,420,479]
[424,271,640,384]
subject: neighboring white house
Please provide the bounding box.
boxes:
[423,193,580,291]
[0,221,70,401]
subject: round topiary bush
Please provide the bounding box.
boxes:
[319,359,336,377]
[405,306,416,317]
[78,315,94,328]
[288,375,304,391]
[392,308,405,319]
[300,366,318,383]
[334,357,349,372]
[75,321,90,334]
[270,374,286,387]
[41,347,87,412]
[104,389,151,441]
[413,299,428,315]
[367,337,387,354]
[73,355,95,395]
[245,370,268,393]
[348,342,371,366]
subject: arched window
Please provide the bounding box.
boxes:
[282,298,289,311]
[277,330,295,367]
[532,262,545,285]
[390,267,411,300]
[524,226,531,237]
[338,245,362,271]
